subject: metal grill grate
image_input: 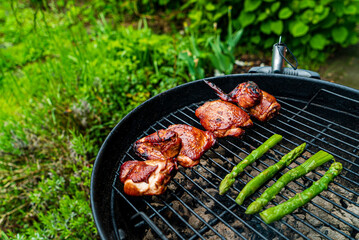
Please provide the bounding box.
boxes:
[111,88,359,240]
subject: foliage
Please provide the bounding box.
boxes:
[120,0,359,64]
[0,1,189,239]
[194,0,359,63]
[207,7,243,74]
[179,7,244,79]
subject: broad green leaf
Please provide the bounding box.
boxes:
[159,0,169,5]
[344,5,357,15]
[300,34,311,44]
[205,3,216,11]
[231,29,244,46]
[251,35,261,44]
[312,7,330,24]
[238,11,256,28]
[188,10,202,22]
[264,37,275,48]
[278,7,293,19]
[333,1,344,17]
[257,12,268,21]
[348,34,359,45]
[290,21,309,37]
[310,50,318,59]
[301,9,313,23]
[314,5,324,13]
[320,0,333,5]
[321,14,337,29]
[299,0,315,9]
[271,2,281,13]
[260,21,271,34]
[270,20,283,35]
[310,34,327,50]
[213,7,228,20]
[332,26,348,43]
[244,0,262,12]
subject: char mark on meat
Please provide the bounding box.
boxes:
[134,130,182,161]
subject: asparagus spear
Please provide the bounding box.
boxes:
[219,134,282,195]
[259,162,342,224]
[246,150,334,214]
[235,142,306,205]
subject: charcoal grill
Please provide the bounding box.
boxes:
[91,72,359,240]
[91,38,359,240]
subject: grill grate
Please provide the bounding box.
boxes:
[111,88,359,240]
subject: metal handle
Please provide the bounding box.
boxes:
[272,37,286,73]
[248,66,320,79]
[249,36,320,79]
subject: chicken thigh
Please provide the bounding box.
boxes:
[195,100,253,138]
[205,80,262,109]
[119,158,177,196]
[134,130,181,161]
[248,90,281,122]
[204,80,280,122]
[167,124,216,168]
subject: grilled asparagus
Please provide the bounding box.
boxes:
[235,142,306,205]
[259,162,342,224]
[219,134,282,195]
[246,150,334,214]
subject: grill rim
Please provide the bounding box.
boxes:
[91,73,359,240]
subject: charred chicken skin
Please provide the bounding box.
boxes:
[248,90,281,122]
[133,130,181,161]
[205,80,262,109]
[204,80,280,121]
[167,124,216,168]
[119,159,177,196]
[195,100,253,138]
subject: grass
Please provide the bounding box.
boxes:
[0,1,190,238]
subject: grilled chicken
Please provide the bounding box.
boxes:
[248,90,281,122]
[204,80,280,122]
[119,159,177,196]
[167,124,216,168]
[134,130,181,161]
[205,80,262,109]
[195,100,253,138]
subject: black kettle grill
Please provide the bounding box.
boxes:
[91,38,359,240]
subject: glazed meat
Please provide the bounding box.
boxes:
[195,100,253,138]
[134,130,181,161]
[167,124,216,168]
[204,80,280,121]
[248,90,281,122]
[119,159,177,196]
[228,81,262,108]
[205,80,262,109]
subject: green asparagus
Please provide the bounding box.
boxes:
[246,150,334,214]
[219,134,283,195]
[235,143,306,205]
[259,162,342,224]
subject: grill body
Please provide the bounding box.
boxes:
[91,74,359,240]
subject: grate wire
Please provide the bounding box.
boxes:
[111,89,359,240]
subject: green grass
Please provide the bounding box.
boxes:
[0,1,190,238]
